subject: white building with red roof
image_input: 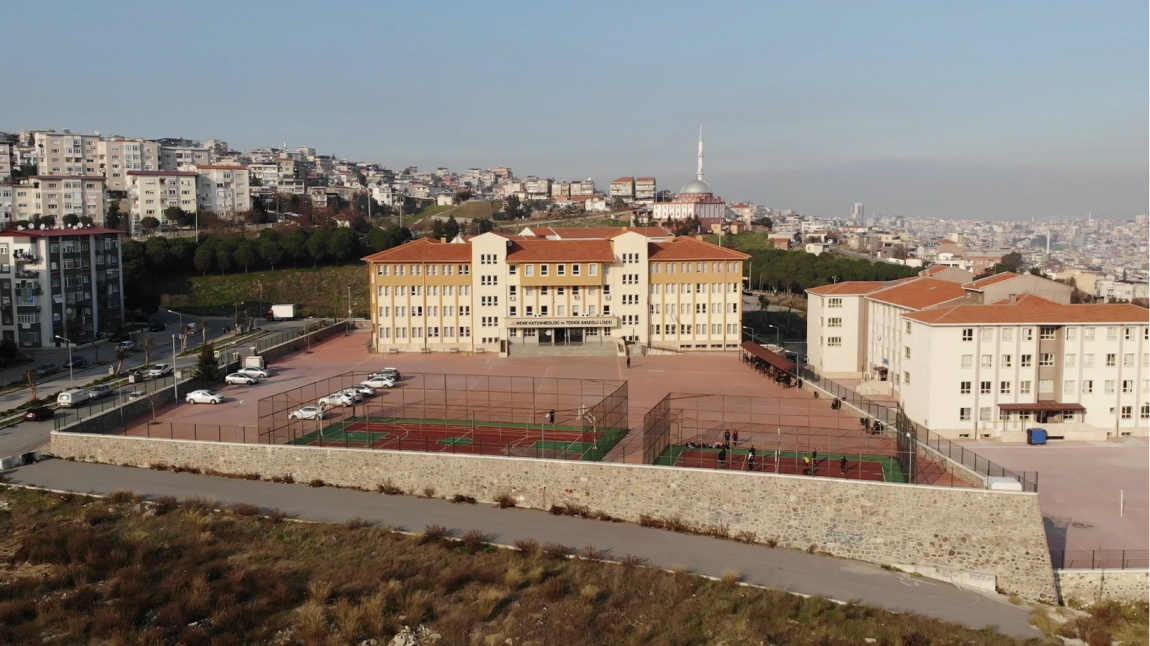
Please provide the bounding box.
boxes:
[364,228,749,355]
[651,125,727,223]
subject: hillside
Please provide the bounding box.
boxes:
[158,265,370,319]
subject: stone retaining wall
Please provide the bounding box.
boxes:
[49,431,1058,601]
[1055,569,1149,604]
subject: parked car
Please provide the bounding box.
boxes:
[289,405,327,420]
[238,367,271,379]
[127,391,146,401]
[23,406,55,421]
[34,363,60,377]
[63,357,89,369]
[352,384,376,397]
[317,392,355,407]
[361,377,396,389]
[339,388,363,403]
[148,321,166,332]
[372,368,400,380]
[117,340,135,352]
[185,390,223,405]
[86,384,115,399]
[142,364,172,379]
[109,330,132,343]
[224,372,258,385]
[56,389,92,408]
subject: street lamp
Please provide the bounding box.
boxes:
[171,334,179,403]
[167,308,183,330]
[766,324,781,347]
[54,335,74,387]
[346,286,352,335]
[741,325,758,343]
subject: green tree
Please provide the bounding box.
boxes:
[79,215,93,227]
[140,216,160,233]
[193,342,220,382]
[168,238,195,271]
[163,206,186,226]
[328,227,359,263]
[454,190,473,204]
[429,218,446,240]
[283,228,309,267]
[214,245,234,273]
[144,237,172,271]
[503,195,522,220]
[62,214,80,227]
[234,239,258,272]
[258,232,285,269]
[193,242,214,275]
[0,338,18,367]
[444,215,460,241]
[473,218,494,234]
[306,228,331,267]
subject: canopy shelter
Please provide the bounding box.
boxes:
[999,401,1086,424]
[740,341,796,385]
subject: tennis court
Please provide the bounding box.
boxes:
[654,445,903,482]
[291,416,624,460]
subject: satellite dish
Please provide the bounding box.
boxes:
[38,224,46,230]
[17,225,24,230]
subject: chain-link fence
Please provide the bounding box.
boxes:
[1050,550,1149,570]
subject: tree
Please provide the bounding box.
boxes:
[258,232,285,269]
[429,218,446,240]
[283,227,309,267]
[503,195,522,220]
[444,215,460,241]
[328,227,359,263]
[753,216,773,228]
[0,338,18,367]
[306,228,331,267]
[163,206,186,226]
[193,242,214,275]
[472,218,494,234]
[140,335,157,366]
[140,216,160,233]
[62,214,80,227]
[454,190,473,204]
[193,342,220,382]
[144,237,172,271]
[234,239,258,272]
[79,215,93,227]
[214,244,234,273]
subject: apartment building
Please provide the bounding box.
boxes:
[635,177,657,202]
[610,177,635,201]
[0,185,12,222]
[161,144,211,170]
[99,138,161,192]
[125,171,199,224]
[0,228,124,348]
[0,141,14,181]
[569,180,596,196]
[364,229,749,355]
[33,131,100,176]
[807,268,1146,440]
[11,176,107,223]
[193,165,250,217]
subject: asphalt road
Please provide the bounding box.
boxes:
[4,459,1041,639]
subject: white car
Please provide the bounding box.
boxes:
[117,340,135,352]
[370,368,400,381]
[352,384,376,397]
[317,392,355,407]
[238,367,271,379]
[361,377,396,389]
[224,372,258,385]
[185,390,223,404]
[339,388,363,402]
[289,406,326,420]
[143,363,172,379]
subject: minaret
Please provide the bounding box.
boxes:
[697,121,705,181]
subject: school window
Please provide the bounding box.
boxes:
[1063,380,1076,395]
[981,354,992,368]
[959,408,972,421]
[1141,404,1149,420]
[1122,380,1134,394]
[905,321,912,334]
[827,337,842,347]
[828,317,842,327]
[572,264,580,276]
[540,265,549,277]
[1065,328,1077,341]
[1020,354,1032,368]
[1020,381,1032,394]
[961,328,973,341]
[1064,354,1076,368]
[1039,326,1057,340]
[1083,354,1094,368]
[1084,327,1095,341]
[903,371,910,384]
[1038,379,1054,394]
[980,381,992,394]
[904,347,911,359]
[557,264,566,276]
[1002,328,1013,341]
[1107,327,1117,341]
[961,354,972,369]
[981,328,994,342]
[1104,380,1115,394]
[1000,381,1011,394]
[827,298,842,308]
[979,407,991,421]
[1002,355,1013,367]
[1123,353,1134,367]
[525,264,534,277]
[1023,328,1034,341]
[589,264,598,276]
[960,381,971,394]
[1082,380,1093,394]
[1106,354,1116,367]
[1039,353,1054,367]
[1120,406,1132,420]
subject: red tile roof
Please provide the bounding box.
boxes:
[1,228,123,238]
[920,265,953,277]
[867,278,969,310]
[361,237,472,263]
[806,281,889,296]
[612,177,634,183]
[194,165,248,171]
[127,170,198,177]
[31,175,106,181]
[647,237,750,261]
[903,295,1150,325]
[506,239,615,263]
[524,226,672,240]
[962,272,1019,290]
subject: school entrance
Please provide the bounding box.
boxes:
[506,316,620,357]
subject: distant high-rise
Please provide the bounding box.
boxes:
[851,202,864,222]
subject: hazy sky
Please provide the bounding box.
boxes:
[3,1,1146,220]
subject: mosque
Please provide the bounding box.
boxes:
[651,123,728,222]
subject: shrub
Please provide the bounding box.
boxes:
[720,569,742,587]
[460,530,488,552]
[451,494,477,505]
[621,554,648,567]
[579,545,606,561]
[766,538,779,548]
[231,503,261,517]
[421,486,436,498]
[422,525,449,543]
[106,490,139,504]
[376,480,403,495]
[494,493,516,509]
[267,508,288,524]
[513,539,539,555]
[542,543,570,559]
[172,465,201,474]
[270,474,295,484]
[344,516,374,530]
[308,479,326,488]
[151,496,178,515]
[182,497,215,513]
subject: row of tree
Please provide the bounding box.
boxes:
[733,244,921,293]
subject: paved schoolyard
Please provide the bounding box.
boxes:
[962,438,1149,554]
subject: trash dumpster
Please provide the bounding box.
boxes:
[1026,428,1047,445]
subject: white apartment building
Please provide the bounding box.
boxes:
[365,229,749,355]
[0,184,12,222]
[193,165,250,217]
[126,171,199,223]
[635,177,657,202]
[34,131,100,176]
[12,176,107,223]
[99,138,161,192]
[610,177,635,201]
[0,228,125,348]
[0,141,14,180]
[807,268,1146,440]
[161,145,211,170]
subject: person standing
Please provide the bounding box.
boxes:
[840,456,848,474]
[626,356,631,369]
[724,429,731,446]
[547,410,555,425]
[717,447,727,469]
[732,430,739,446]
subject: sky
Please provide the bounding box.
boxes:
[3,0,1146,220]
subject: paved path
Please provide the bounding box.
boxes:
[4,459,1041,639]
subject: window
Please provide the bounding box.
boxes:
[960,381,971,394]
[1002,355,1013,368]
[1039,326,1057,340]
[905,321,912,334]
[1107,327,1117,341]
[1083,354,1094,368]
[1065,354,1076,368]
[1039,353,1054,367]
[572,264,581,276]
[1000,381,1011,394]
[1106,354,1116,367]
[1123,353,1134,367]
[980,381,992,394]
[828,317,842,327]
[1023,328,1034,341]
[1063,380,1076,395]
[1020,354,1032,368]
[589,264,597,276]
[1020,380,1032,394]
[981,354,992,368]
[978,328,993,342]
[1038,379,1053,394]
[540,265,549,277]
[557,264,566,276]
[1122,380,1133,394]
[1104,380,1115,394]
[962,328,974,341]
[827,337,842,347]
[1141,404,1149,420]
[961,354,972,369]
[903,371,910,384]
[1120,406,1132,420]
[959,408,972,421]
[1002,328,1013,342]
[1084,327,1095,341]
[525,264,534,277]
[905,347,911,359]
[979,407,992,421]
[1066,328,1077,341]
[827,298,842,308]
[1082,380,1093,394]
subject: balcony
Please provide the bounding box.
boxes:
[14,252,39,264]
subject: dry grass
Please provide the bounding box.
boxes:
[0,486,1047,645]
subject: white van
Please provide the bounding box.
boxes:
[56,388,92,408]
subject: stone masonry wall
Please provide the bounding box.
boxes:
[1055,569,1150,604]
[50,432,1059,601]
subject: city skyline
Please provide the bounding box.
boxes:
[2,0,1146,220]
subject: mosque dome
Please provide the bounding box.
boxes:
[679,179,711,195]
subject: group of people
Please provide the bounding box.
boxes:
[740,351,798,388]
[859,417,883,435]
